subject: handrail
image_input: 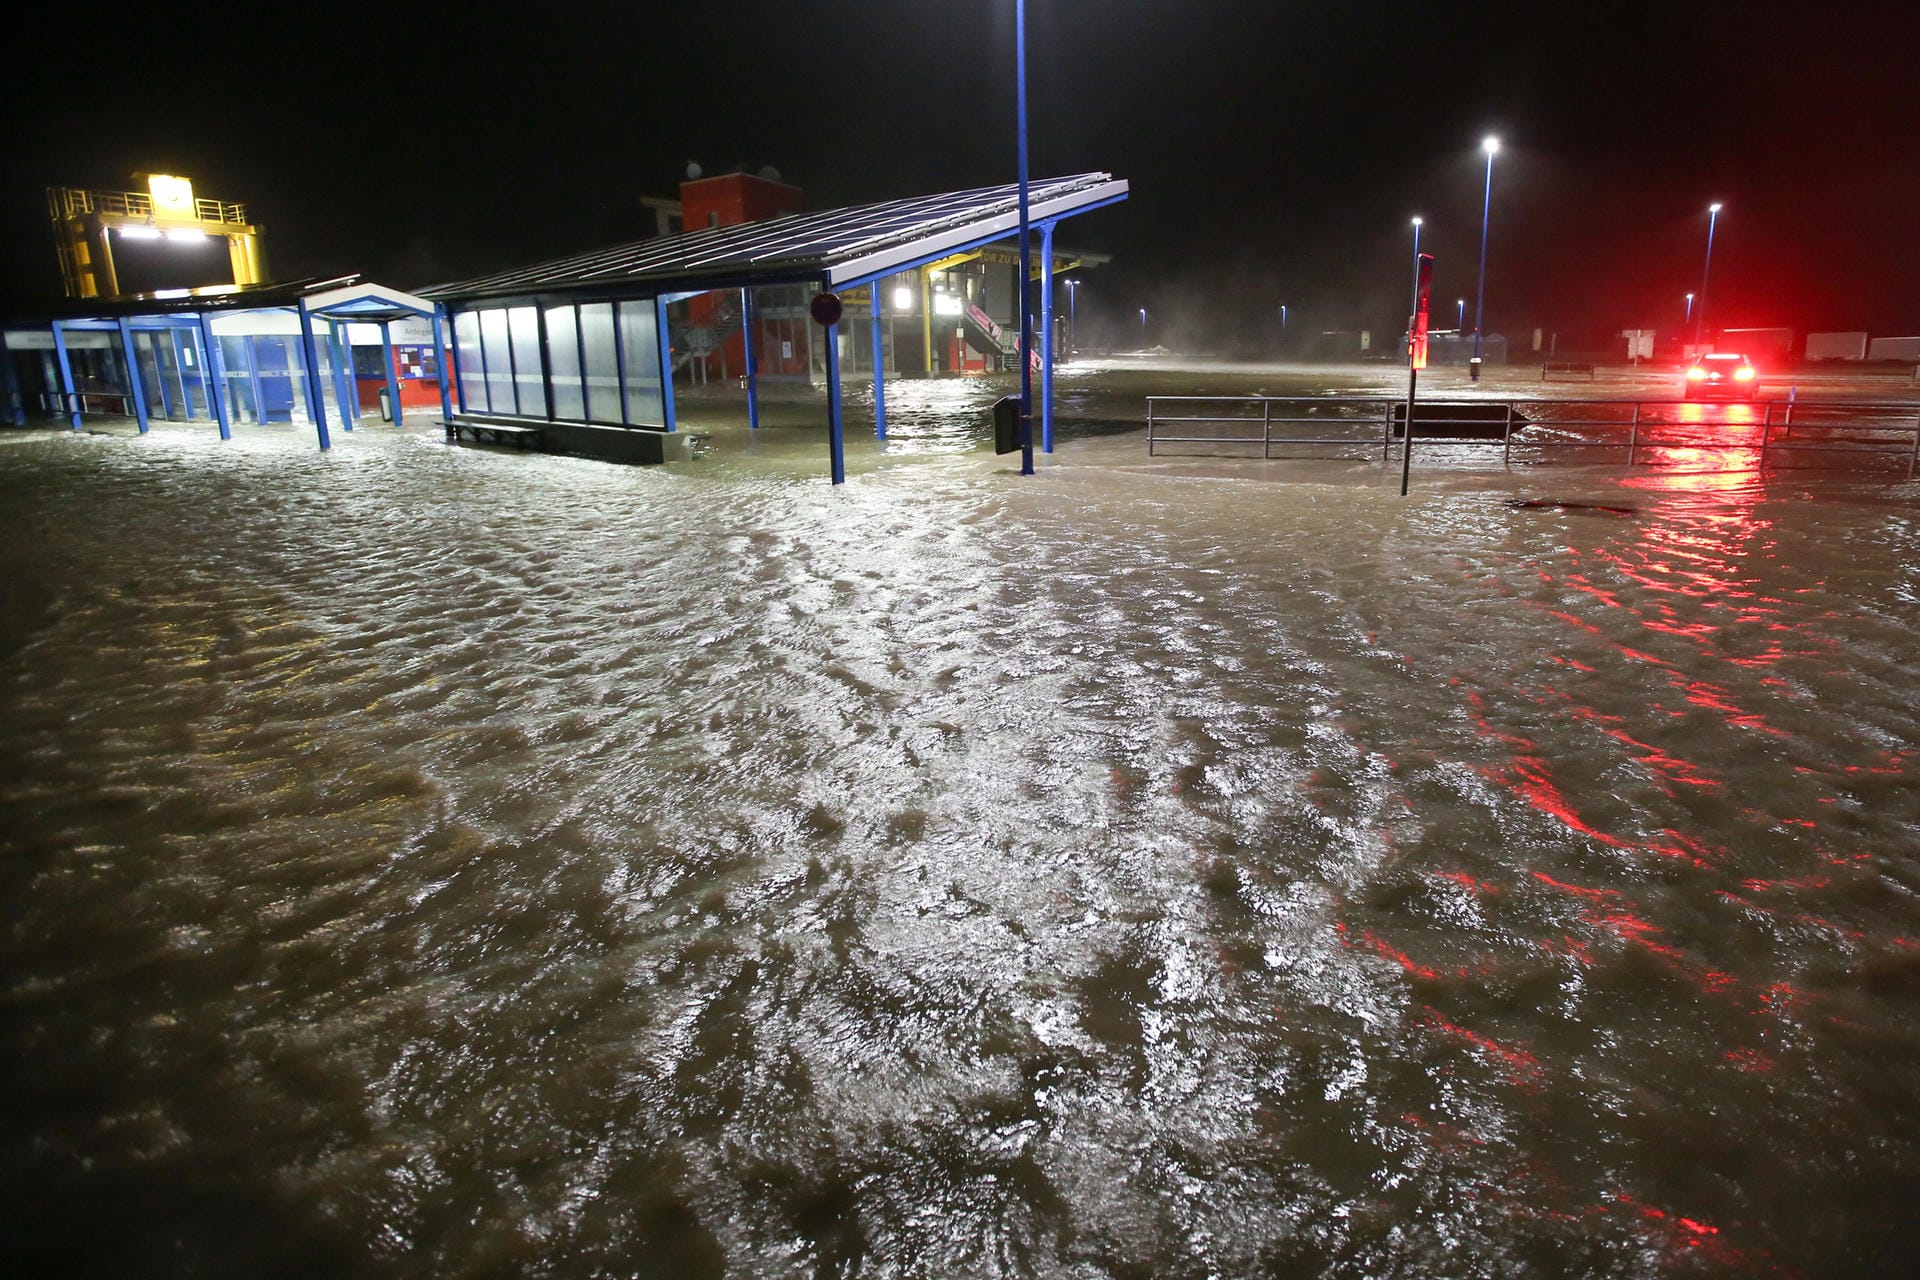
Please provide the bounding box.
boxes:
[1144,394,1920,478]
[47,185,250,226]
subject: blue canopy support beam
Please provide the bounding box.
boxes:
[825,319,845,483]
[51,321,82,431]
[380,321,403,426]
[654,296,677,431]
[197,314,231,440]
[1040,220,1056,453]
[154,331,176,419]
[431,307,454,421]
[243,335,264,426]
[870,283,887,440]
[327,322,356,432]
[296,302,331,450]
[116,318,150,434]
[741,288,759,429]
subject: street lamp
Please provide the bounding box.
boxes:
[1457,299,1466,331]
[1694,202,1722,352]
[1685,292,1694,325]
[1064,278,1078,354]
[1139,307,1148,339]
[1280,303,1288,340]
[1471,135,1499,377]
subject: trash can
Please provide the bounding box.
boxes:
[377,385,393,422]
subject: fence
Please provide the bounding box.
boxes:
[1144,396,1920,478]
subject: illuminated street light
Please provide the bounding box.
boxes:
[1064,278,1079,355]
[1457,298,1465,331]
[1139,306,1148,337]
[1685,292,1695,325]
[1472,136,1499,375]
[1280,303,1287,339]
[1695,203,1722,352]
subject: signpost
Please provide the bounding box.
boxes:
[811,292,846,483]
[1401,252,1433,496]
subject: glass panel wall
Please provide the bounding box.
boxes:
[454,310,485,410]
[218,335,258,423]
[479,309,514,415]
[508,307,545,419]
[618,301,663,426]
[579,303,619,423]
[544,305,584,422]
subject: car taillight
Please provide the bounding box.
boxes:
[1733,366,1755,381]
[1686,367,1708,381]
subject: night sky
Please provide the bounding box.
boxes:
[4,0,1916,352]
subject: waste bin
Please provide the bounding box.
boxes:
[377,385,393,422]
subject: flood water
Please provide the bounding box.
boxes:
[4,366,1919,1278]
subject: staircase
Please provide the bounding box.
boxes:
[961,304,1041,372]
[669,294,744,375]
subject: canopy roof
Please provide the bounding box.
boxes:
[422,172,1128,305]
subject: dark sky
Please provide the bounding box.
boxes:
[5,0,1917,350]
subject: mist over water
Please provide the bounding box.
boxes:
[3,383,1918,1279]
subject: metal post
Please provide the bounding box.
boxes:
[296,301,331,450]
[741,287,759,429]
[0,327,24,426]
[1015,0,1034,476]
[1908,408,1919,479]
[431,308,453,423]
[442,305,468,415]
[654,296,677,431]
[1147,398,1155,456]
[1473,147,1495,365]
[1760,400,1772,467]
[153,330,176,419]
[825,319,845,483]
[920,268,934,375]
[1502,403,1513,465]
[870,282,886,440]
[1040,220,1055,453]
[168,328,196,417]
[1400,366,1418,496]
[197,314,231,440]
[244,333,264,426]
[573,307,589,420]
[1262,397,1271,459]
[328,322,356,431]
[1383,402,1392,460]
[381,320,404,426]
[1626,402,1640,466]
[116,318,150,434]
[51,322,82,431]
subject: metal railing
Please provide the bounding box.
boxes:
[48,186,250,226]
[1145,395,1920,478]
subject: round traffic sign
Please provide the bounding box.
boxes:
[809,292,844,327]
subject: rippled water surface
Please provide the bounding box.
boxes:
[4,381,1919,1278]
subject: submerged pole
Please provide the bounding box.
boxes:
[825,319,845,484]
[1015,0,1034,476]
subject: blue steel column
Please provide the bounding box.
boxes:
[825,319,845,484]
[0,328,24,426]
[296,302,331,449]
[654,296,677,431]
[116,318,150,434]
[1040,221,1055,453]
[430,310,454,421]
[328,322,357,431]
[380,321,404,426]
[1014,0,1034,476]
[197,314,231,440]
[153,331,176,419]
[51,322,82,430]
[740,288,759,429]
[870,283,887,440]
[244,334,264,425]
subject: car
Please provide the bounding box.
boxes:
[1684,352,1759,400]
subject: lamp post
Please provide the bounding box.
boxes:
[1685,292,1695,326]
[1280,303,1288,341]
[1140,307,1148,339]
[1694,203,1721,353]
[1408,217,1423,365]
[1014,0,1034,475]
[1457,299,1465,332]
[1471,136,1499,377]
[1064,278,1078,356]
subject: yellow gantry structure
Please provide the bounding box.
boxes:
[48,174,267,300]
